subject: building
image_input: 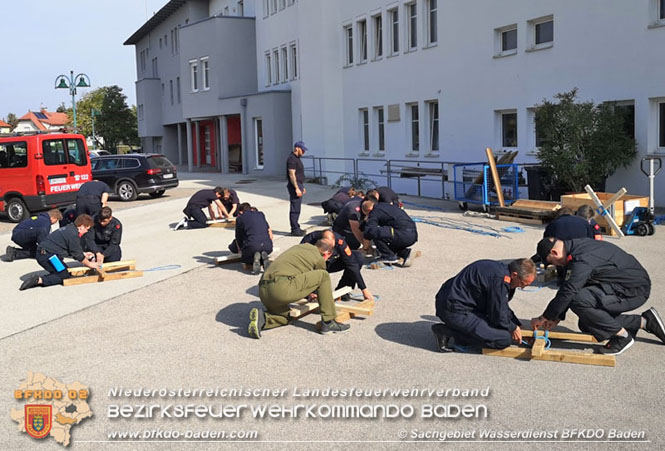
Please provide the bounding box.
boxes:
[13,109,69,134]
[0,120,11,134]
[125,0,665,203]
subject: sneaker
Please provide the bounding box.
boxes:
[174,217,187,231]
[401,249,414,268]
[642,307,665,344]
[598,334,634,355]
[431,323,454,353]
[319,320,350,335]
[20,275,40,291]
[290,229,306,237]
[248,307,265,339]
[261,251,271,270]
[381,256,400,265]
[252,252,262,274]
[5,246,16,262]
[339,293,351,302]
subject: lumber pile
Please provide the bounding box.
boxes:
[494,199,561,225]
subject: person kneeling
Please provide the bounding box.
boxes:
[228,203,273,274]
[82,207,123,263]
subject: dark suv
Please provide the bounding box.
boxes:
[91,153,178,201]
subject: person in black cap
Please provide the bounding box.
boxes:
[286,141,307,236]
[228,203,273,273]
[75,180,111,217]
[362,199,418,266]
[301,229,374,302]
[433,258,536,352]
[532,237,665,355]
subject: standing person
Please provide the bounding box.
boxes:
[248,241,350,338]
[362,199,418,266]
[532,237,665,355]
[220,187,240,219]
[82,206,123,263]
[5,209,62,262]
[19,215,100,290]
[174,187,226,230]
[301,229,373,302]
[433,259,537,352]
[286,141,307,236]
[75,180,111,217]
[228,203,273,273]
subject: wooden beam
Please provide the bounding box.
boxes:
[335,303,374,316]
[214,253,242,264]
[67,260,136,276]
[486,147,505,207]
[531,339,546,357]
[208,221,236,229]
[289,287,353,318]
[482,346,615,367]
[522,330,599,343]
[63,270,144,286]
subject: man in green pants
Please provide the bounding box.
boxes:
[249,239,350,338]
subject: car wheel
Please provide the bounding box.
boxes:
[117,181,138,201]
[149,189,166,198]
[6,198,28,223]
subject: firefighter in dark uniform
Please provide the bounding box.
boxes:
[532,237,665,355]
[576,204,603,240]
[362,199,418,266]
[75,180,111,217]
[332,197,366,250]
[301,229,374,302]
[433,259,537,352]
[83,206,123,263]
[228,203,273,273]
[220,187,240,218]
[286,141,307,236]
[19,215,100,290]
[322,187,355,216]
[543,208,595,241]
[59,207,77,227]
[367,186,400,205]
[174,187,226,230]
[6,209,62,261]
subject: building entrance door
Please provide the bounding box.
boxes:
[227,115,242,173]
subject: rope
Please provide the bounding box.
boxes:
[143,265,182,272]
[412,216,505,238]
[522,330,551,350]
[501,226,524,233]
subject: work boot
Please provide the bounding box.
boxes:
[5,246,16,262]
[261,251,271,270]
[642,308,665,344]
[248,307,265,339]
[431,323,454,353]
[319,320,350,335]
[598,335,634,355]
[290,229,306,237]
[252,252,262,274]
[20,275,40,291]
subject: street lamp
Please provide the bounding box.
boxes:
[54,71,91,129]
[91,109,100,149]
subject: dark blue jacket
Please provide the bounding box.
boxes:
[435,260,519,332]
[236,210,271,248]
[83,216,122,257]
[301,230,367,290]
[333,198,363,236]
[544,214,595,240]
[38,223,86,261]
[13,213,52,243]
[364,203,416,240]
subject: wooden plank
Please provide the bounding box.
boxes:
[215,253,242,264]
[67,260,136,276]
[531,339,546,357]
[485,147,505,207]
[522,330,599,343]
[208,221,235,228]
[63,270,143,286]
[335,303,374,315]
[496,215,544,225]
[482,346,615,367]
[289,287,353,317]
[510,200,560,210]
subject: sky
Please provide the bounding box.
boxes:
[0,0,169,121]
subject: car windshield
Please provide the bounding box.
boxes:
[148,156,174,168]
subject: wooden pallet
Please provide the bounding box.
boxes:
[482,330,614,367]
[208,219,236,229]
[286,286,376,329]
[215,247,280,265]
[494,199,561,225]
[63,260,143,286]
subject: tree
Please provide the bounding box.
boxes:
[74,89,105,142]
[87,86,139,153]
[5,113,18,129]
[56,102,68,113]
[534,89,637,193]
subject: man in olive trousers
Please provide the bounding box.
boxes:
[249,239,350,338]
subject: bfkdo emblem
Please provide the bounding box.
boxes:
[25,405,52,439]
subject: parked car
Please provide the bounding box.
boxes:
[91,153,178,201]
[0,132,92,222]
[89,149,111,158]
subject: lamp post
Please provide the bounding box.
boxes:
[91,109,100,149]
[54,71,91,129]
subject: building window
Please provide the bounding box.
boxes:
[174,27,180,54]
[265,52,272,85]
[661,0,665,19]
[140,50,146,73]
[169,80,174,105]
[279,0,285,10]
[358,19,368,63]
[536,20,553,45]
[501,111,517,147]
[344,25,354,66]
[159,37,162,49]
[659,102,665,147]
[528,16,554,50]
[201,58,210,90]
[176,77,181,103]
[290,43,298,79]
[494,25,517,57]
[373,14,383,59]
[281,46,288,82]
[273,49,280,85]
[152,57,158,77]
[407,3,417,50]
[238,1,244,16]
[428,101,439,152]
[189,60,198,92]
[263,0,269,18]
[170,30,174,53]
[161,83,164,96]
[254,118,264,168]
[409,103,419,151]
[361,109,369,152]
[375,107,385,152]
[427,0,438,45]
[271,0,277,15]
[503,27,517,52]
[389,8,399,54]
[138,104,144,120]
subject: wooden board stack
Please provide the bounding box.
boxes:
[63,260,143,286]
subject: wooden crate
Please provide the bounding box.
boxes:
[561,192,648,236]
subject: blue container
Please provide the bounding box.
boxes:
[48,255,66,272]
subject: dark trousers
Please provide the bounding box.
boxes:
[373,228,417,259]
[183,206,209,229]
[36,251,72,287]
[438,309,512,349]
[287,183,303,232]
[76,196,102,217]
[570,285,646,341]
[229,240,273,265]
[98,245,122,263]
[11,229,39,259]
[327,251,364,290]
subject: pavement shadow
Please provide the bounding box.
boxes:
[216,301,317,337]
[375,319,439,353]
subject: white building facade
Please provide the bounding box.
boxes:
[126,0,665,203]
